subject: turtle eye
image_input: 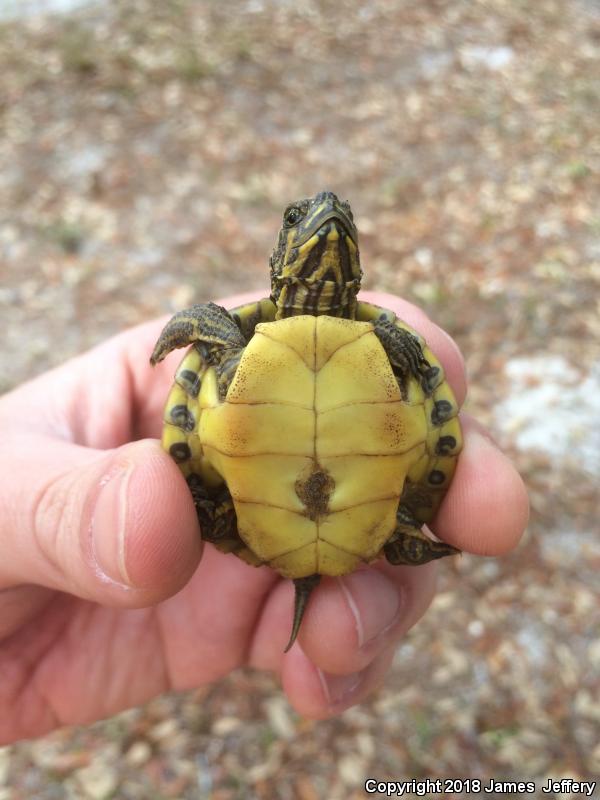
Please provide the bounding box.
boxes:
[283,206,304,227]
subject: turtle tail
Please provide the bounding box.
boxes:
[283,574,321,652]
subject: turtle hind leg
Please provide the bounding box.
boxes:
[284,574,321,653]
[186,476,261,564]
[384,504,460,566]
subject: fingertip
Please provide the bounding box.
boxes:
[297,570,402,673]
[434,421,530,555]
[280,645,330,719]
[120,440,202,596]
[252,562,437,680]
[428,326,467,405]
[281,642,395,719]
[7,437,201,607]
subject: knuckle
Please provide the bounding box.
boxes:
[30,470,80,583]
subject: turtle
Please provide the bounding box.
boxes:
[150,190,462,651]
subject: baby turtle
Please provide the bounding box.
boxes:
[151,191,462,650]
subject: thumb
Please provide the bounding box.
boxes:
[0,437,201,606]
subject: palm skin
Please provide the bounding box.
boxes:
[0,292,528,744]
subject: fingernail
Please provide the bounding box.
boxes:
[91,462,133,587]
[318,667,366,707]
[338,570,403,649]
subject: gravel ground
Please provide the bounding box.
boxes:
[1,0,599,797]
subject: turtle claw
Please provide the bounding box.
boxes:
[384,529,461,565]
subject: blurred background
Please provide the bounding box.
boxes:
[1,0,599,797]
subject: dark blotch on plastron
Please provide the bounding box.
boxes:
[432,399,453,426]
[428,469,446,486]
[436,435,457,455]
[170,404,196,432]
[295,467,335,521]
[178,369,201,397]
[169,442,192,462]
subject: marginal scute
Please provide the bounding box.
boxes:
[169,441,192,462]
[175,348,204,397]
[436,434,458,456]
[428,469,447,486]
[170,404,196,432]
[198,367,219,410]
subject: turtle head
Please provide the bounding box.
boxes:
[269,191,362,319]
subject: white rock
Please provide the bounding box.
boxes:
[337,754,366,787]
[495,356,600,475]
[125,740,152,767]
[74,761,118,800]
[211,716,242,736]
[460,45,515,71]
[263,696,296,740]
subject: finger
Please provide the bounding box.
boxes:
[281,642,396,720]
[0,585,54,640]
[0,319,173,447]
[432,414,530,555]
[298,561,437,673]
[248,562,437,676]
[0,436,201,606]
[155,545,278,688]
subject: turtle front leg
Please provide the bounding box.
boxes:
[372,319,440,398]
[384,504,460,566]
[151,302,247,363]
[151,302,247,398]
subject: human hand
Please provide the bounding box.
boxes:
[0,291,528,743]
